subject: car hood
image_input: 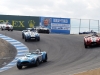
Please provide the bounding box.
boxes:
[25,31,39,35]
[19,55,37,61]
[40,28,49,30]
[86,36,98,42]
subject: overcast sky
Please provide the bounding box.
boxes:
[0,0,100,20]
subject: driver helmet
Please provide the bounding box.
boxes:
[35,49,40,54]
[93,32,97,36]
[27,30,30,32]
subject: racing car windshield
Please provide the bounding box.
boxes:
[25,53,31,57]
[6,22,11,25]
[26,28,32,30]
[32,49,41,54]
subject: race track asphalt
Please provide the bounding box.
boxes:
[0,38,17,68]
[0,31,100,75]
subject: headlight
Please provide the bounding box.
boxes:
[17,59,21,63]
[27,34,30,36]
[31,58,35,62]
[36,34,39,36]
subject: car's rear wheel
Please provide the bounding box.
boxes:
[43,54,47,62]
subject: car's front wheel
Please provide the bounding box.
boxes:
[17,65,22,69]
[36,37,40,41]
[22,34,24,39]
[47,32,49,34]
[1,28,3,31]
[84,42,88,48]
[25,37,28,42]
[35,60,39,67]
[37,37,40,41]
[38,30,40,33]
[11,29,13,31]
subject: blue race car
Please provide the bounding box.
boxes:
[22,28,40,42]
[17,49,48,69]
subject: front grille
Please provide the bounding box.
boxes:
[21,61,29,65]
[31,37,35,39]
[6,27,9,29]
[91,42,97,45]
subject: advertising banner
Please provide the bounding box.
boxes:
[40,17,70,34]
[51,18,70,34]
[40,17,51,29]
[0,15,39,30]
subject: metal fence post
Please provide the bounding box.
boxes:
[79,19,81,33]
[98,20,99,33]
[89,19,90,32]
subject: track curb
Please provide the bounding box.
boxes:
[0,34,29,72]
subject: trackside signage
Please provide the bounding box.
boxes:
[0,15,39,30]
[51,18,70,34]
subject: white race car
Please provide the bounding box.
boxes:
[0,22,13,31]
[23,29,40,42]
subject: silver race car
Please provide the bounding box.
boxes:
[22,28,40,42]
[22,28,34,39]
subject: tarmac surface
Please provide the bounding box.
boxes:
[0,37,17,68]
[0,31,100,75]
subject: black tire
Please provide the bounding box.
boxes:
[43,54,47,62]
[1,28,3,31]
[22,34,24,39]
[11,29,13,31]
[35,60,39,67]
[37,37,40,41]
[84,42,87,48]
[47,31,49,34]
[38,30,40,33]
[25,37,28,42]
[85,44,87,48]
[17,65,22,69]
